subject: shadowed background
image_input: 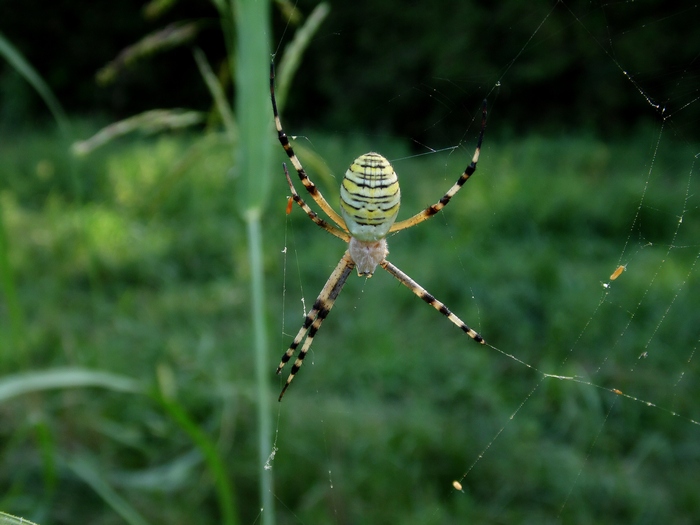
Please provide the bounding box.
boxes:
[1,1,699,524]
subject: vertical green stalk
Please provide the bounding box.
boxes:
[245,212,272,520]
[233,0,272,211]
[0,208,27,371]
[232,0,274,523]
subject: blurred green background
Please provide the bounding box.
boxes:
[1,1,699,524]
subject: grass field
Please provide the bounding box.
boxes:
[1,122,699,524]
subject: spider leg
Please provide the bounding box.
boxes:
[283,163,351,242]
[270,61,348,230]
[380,259,485,344]
[389,100,487,233]
[277,251,356,401]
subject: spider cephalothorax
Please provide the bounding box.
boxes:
[271,61,487,401]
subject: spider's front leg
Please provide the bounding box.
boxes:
[277,252,355,401]
[270,61,347,231]
[380,260,485,344]
[389,99,487,233]
[283,163,350,242]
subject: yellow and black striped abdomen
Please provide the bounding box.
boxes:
[339,152,401,241]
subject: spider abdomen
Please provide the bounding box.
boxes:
[340,152,401,242]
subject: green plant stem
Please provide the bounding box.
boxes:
[232,0,274,522]
[245,211,274,523]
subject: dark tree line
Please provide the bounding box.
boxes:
[2,0,698,141]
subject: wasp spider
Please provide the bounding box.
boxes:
[271,62,487,401]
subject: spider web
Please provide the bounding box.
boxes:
[270,2,700,523]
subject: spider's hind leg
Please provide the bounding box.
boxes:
[277,252,356,401]
[380,259,485,344]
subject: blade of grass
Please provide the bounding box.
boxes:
[67,456,153,525]
[231,0,274,523]
[96,22,200,86]
[0,31,70,136]
[71,108,205,156]
[229,4,331,523]
[0,512,40,525]
[32,417,58,504]
[193,47,238,144]
[274,3,330,111]
[157,393,239,525]
[0,368,143,403]
[233,3,272,212]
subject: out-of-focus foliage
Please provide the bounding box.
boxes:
[0,123,698,524]
[2,0,698,139]
[1,1,699,523]
[285,0,698,141]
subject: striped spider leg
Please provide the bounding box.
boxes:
[272,61,488,401]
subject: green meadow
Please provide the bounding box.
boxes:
[1,121,698,523]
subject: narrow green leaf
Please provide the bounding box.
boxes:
[0,511,40,525]
[158,393,239,525]
[0,368,143,403]
[232,1,274,524]
[234,0,272,212]
[96,23,200,86]
[275,2,330,111]
[71,109,205,156]
[68,456,153,525]
[0,31,70,136]
[193,47,238,144]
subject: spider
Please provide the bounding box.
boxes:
[271,62,487,401]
